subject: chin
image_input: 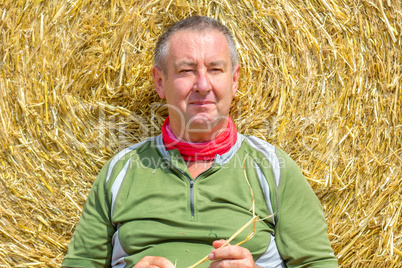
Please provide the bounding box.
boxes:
[187,122,213,133]
[187,114,225,133]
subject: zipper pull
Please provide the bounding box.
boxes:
[190,180,194,188]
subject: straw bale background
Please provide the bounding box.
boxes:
[0,0,401,267]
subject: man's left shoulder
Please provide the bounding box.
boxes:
[241,134,281,158]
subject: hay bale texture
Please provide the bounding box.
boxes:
[0,0,401,267]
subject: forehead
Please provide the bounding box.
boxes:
[167,30,231,62]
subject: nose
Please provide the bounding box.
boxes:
[193,70,212,94]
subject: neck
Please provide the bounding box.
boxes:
[162,116,237,161]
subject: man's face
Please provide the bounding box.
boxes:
[153,30,240,140]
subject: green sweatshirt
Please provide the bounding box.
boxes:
[62,134,338,268]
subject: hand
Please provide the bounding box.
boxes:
[208,240,260,268]
[133,256,175,268]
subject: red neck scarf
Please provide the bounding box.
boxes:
[162,116,237,161]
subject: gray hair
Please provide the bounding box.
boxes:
[154,16,239,73]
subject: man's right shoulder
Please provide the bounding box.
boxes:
[109,136,159,163]
[96,136,161,184]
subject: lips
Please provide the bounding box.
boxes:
[190,100,215,106]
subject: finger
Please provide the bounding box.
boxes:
[149,259,175,268]
[134,256,175,268]
[209,245,250,261]
[209,259,224,268]
[212,239,228,249]
[147,257,175,268]
[209,259,252,268]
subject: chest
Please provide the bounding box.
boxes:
[110,157,274,266]
[186,160,214,179]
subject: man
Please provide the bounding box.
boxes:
[62,16,338,268]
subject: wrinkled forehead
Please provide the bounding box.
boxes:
[159,29,234,75]
[167,29,230,53]
[168,30,231,63]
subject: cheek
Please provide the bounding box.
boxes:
[171,79,192,97]
[214,82,233,100]
[165,82,189,105]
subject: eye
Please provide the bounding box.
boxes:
[210,68,223,73]
[179,69,193,74]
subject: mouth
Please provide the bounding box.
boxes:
[190,101,215,106]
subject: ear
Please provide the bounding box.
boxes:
[152,66,166,99]
[231,64,240,97]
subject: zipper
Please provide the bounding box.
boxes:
[167,161,196,217]
[168,160,215,217]
[189,180,195,216]
[188,165,215,217]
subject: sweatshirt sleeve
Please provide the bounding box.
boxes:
[62,160,115,268]
[274,149,338,267]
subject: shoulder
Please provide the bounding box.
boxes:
[242,134,277,157]
[241,134,304,187]
[242,134,291,162]
[109,136,159,163]
[99,136,161,185]
[241,135,284,183]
